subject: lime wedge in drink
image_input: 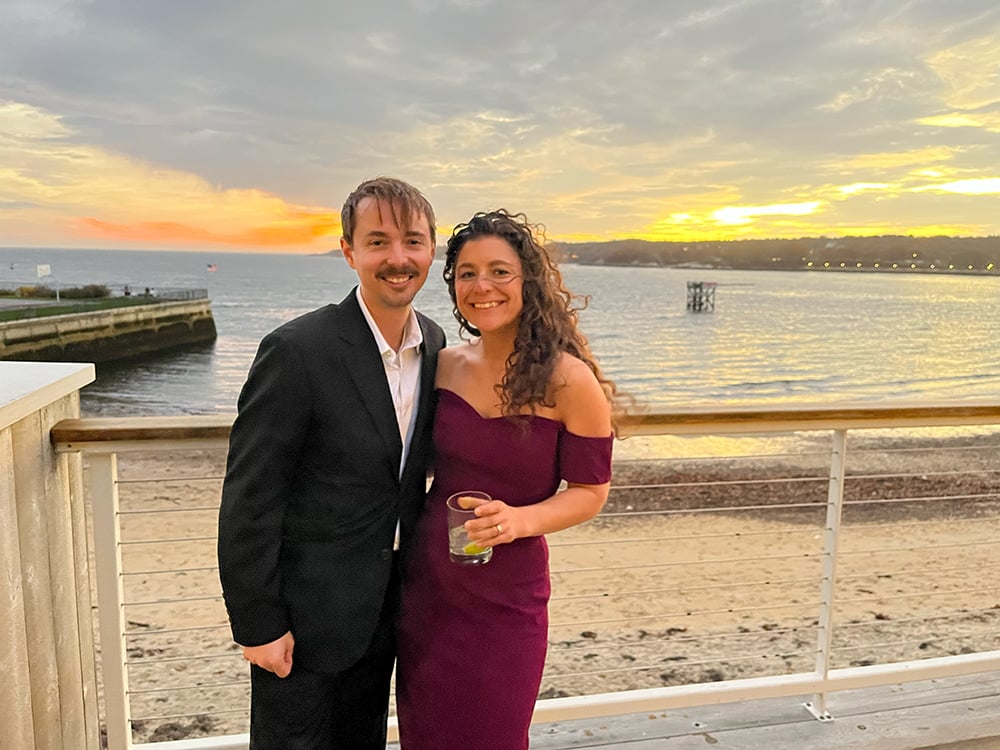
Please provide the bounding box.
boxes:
[463,541,486,555]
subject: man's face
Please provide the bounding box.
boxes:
[341,197,435,315]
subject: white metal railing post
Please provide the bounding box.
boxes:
[805,428,848,721]
[88,452,133,750]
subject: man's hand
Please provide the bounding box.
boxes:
[242,631,295,678]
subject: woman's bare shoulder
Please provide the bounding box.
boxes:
[552,353,611,436]
[436,342,478,386]
[439,342,478,365]
[554,351,598,387]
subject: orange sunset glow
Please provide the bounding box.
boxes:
[76,214,340,248]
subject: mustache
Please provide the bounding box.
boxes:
[377,264,420,277]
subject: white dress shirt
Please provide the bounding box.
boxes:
[356,288,424,547]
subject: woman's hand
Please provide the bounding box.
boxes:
[466,500,518,547]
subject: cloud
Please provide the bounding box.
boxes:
[820,68,924,113]
[712,202,823,225]
[918,112,1000,133]
[0,101,339,249]
[925,33,1000,110]
[837,183,893,195]
[834,147,960,172]
[912,178,1000,195]
[1,1,1000,246]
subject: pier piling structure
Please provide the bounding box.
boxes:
[686,281,717,312]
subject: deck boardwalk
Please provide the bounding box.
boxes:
[390,672,1000,749]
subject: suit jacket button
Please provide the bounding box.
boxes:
[380,548,391,560]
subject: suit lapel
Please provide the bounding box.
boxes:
[401,313,443,482]
[338,290,403,477]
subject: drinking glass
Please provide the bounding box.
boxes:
[446,491,493,565]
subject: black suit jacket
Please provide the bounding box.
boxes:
[218,288,445,673]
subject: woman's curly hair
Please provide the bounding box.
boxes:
[443,209,621,431]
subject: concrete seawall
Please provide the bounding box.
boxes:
[0,299,217,362]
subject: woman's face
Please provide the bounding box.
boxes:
[453,235,524,336]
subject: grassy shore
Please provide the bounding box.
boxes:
[0,294,161,321]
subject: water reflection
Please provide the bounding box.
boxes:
[82,342,221,416]
[21,247,995,420]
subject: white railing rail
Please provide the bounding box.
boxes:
[51,401,1000,749]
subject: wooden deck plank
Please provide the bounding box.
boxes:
[389,672,1000,749]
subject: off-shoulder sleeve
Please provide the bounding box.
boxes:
[558,430,614,485]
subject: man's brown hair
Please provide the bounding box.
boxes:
[340,177,436,246]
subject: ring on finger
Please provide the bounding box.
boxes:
[496,524,503,535]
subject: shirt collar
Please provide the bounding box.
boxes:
[355,287,424,356]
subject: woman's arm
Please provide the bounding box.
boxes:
[467,355,612,545]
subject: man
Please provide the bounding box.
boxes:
[218,177,445,749]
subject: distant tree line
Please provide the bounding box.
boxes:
[548,235,1000,273]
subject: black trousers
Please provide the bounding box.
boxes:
[249,562,399,750]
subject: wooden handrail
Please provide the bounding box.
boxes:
[51,415,235,451]
[623,401,1000,435]
[50,401,1000,450]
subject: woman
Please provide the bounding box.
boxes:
[396,210,618,749]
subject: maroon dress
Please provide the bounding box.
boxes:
[396,388,613,749]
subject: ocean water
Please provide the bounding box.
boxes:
[3,248,999,428]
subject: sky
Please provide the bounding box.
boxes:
[2,0,999,253]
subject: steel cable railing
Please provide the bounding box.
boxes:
[51,405,1000,748]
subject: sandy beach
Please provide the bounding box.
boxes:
[97,433,1000,743]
